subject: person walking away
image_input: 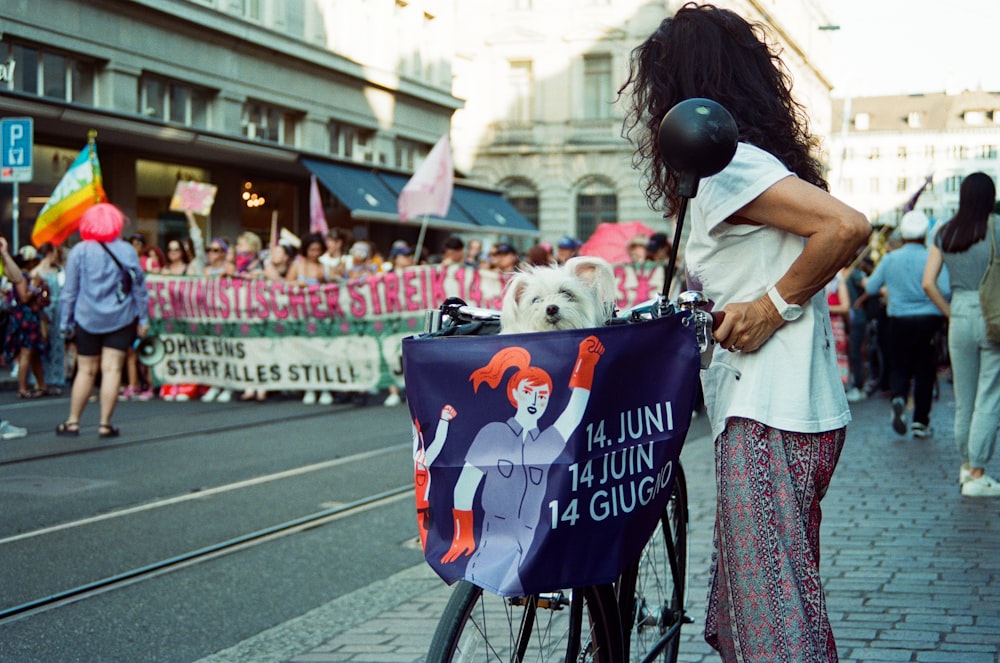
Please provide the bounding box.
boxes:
[57,203,149,438]
[865,211,948,438]
[620,5,872,660]
[4,257,55,399]
[827,270,851,388]
[922,172,1000,497]
[844,258,872,401]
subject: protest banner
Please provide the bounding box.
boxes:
[169,181,218,216]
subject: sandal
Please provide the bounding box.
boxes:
[56,421,80,436]
[98,424,120,439]
[18,389,44,399]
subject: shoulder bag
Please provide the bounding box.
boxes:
[99,242,140,304]
[980,216,1000,344]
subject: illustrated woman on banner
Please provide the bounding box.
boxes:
[436,336,604,595]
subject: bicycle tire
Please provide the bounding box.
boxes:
[426,580,624,662]
[617,463,689,663]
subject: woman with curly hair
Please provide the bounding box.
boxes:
[620,4,871,660]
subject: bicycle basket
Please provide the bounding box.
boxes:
[402,312,700,597]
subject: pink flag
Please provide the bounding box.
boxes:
[310,174,329,235]
[398,135,454,222]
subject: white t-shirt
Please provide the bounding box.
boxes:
[685,142,851,440]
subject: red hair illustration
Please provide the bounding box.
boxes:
[470,346,553,408]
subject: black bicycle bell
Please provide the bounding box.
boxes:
[657,98,738,198]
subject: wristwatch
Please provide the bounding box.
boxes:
[767,286,804,322]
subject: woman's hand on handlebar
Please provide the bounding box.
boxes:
[713,295,783,353]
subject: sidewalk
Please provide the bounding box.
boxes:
[201,378,1000,663]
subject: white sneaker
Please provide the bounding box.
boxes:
[318,391,333,405]
[216,389,232,403]
[0,421,28,440]
[175,393,190,402]
[961,474,1000,497]
[911,422,932,439]
[201,387,220,402]
[302,391,317,405]
[384,392,402,407]
[960,466,973,485]
[845,387,867,403]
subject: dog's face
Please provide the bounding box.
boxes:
[500,257,617,334]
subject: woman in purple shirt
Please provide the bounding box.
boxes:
[57,203,149,438]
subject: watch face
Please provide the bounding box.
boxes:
[782,305,803,321]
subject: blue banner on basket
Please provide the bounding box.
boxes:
[402,314,701,597]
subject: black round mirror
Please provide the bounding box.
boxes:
[657,98,738,197]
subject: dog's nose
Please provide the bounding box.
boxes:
[546,304,559,316]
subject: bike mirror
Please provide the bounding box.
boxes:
[657,98,738,198]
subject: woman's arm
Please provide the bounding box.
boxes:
[921,245,950,317]
[0,236,29,301]
[714,177,871,352]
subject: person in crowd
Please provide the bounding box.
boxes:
[826,270,851,388]
[319,227,352,281]
[31,242,68,390]
[555,236,582,265]
[386,243,415,271]
[141,245,166,273]
[56,203,149,438]
[181,211,207,275]
[627,234,650,263]
[233,231,263,278]
[3,252,56,400]
[203,237,234,277]
[646,232,672,263]
[922,172,1000,497]
[286,233,334,405]
[525,243,554,266]
[865,210,948,439]
[160,239,192,276]
[466,238,484,267]
[262,241,297,282]
[844,257,873,401]
[620,4,871,659]
[122,235,162,402]
[344,241,380,281]
[489,243,521,273]
[440,236,466,267]
[200,237,235,403]
[0,236,30,439]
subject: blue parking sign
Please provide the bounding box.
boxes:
[1,117,34,182]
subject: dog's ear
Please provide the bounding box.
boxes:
[504,272,531,305]
[564,257,617,316]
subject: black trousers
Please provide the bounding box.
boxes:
[887,315,944,425]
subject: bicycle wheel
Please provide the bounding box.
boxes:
[426,580,623,662]
[617,463,689,663]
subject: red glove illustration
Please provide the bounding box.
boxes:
[569,335,605,390]
[441,509,476,563]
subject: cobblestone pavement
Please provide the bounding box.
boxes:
[200,377,999,663]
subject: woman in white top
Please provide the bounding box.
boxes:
[621,5,871,661]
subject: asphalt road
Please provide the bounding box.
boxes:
[0,390,421,663]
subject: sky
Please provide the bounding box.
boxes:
[828,0,1000,98]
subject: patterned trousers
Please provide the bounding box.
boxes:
[705,417,845,662]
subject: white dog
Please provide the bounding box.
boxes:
[499,256,618,334]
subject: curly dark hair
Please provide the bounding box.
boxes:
[619,3,827,217]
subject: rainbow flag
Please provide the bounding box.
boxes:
[31,133,107,247]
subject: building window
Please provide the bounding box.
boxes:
[3,40,96,104]
[583,53,612,120]
[329,122,375,161]
[897,146,907,159]
[576,177,617,241]
[964,110,987,125]
[854,113,870,130]
[868,146,880,160]
[979,145,997,159]
[869,177,880,194]
[394,138,421,170]
[944,175,962,193]
[907,111,922,128]
[500,177,539,228]
[243,101,297,145]
[896,177,908,193]
[139,75,210,128]
[508,59,534,123]
[925,145,935,159]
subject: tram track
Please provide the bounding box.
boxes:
[0,483,412,625]
[0,404,355,468]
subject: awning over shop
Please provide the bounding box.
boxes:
[452,186,538,237]
[302,158,538,238]
[302,158,398,220]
